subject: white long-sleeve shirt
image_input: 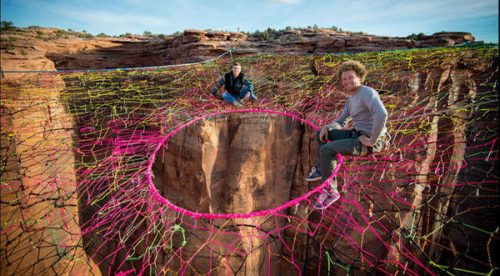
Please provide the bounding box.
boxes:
[327,85,388,143]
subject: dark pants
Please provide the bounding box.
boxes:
[316,129,385,182]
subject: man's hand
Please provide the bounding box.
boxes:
[358,135,374,147]
[319,126,328,142]
[243,92,250,101]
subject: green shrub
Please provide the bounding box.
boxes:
[407,32,427,41]
[1,21,16,31]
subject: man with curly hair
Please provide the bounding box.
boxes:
[305,60,389,209]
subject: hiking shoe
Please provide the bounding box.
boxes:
[313,187,340,210]
[305,166,322,181]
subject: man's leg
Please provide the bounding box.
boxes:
[313,137,364,209]
[319,137,363,182]
[306,129,356,181]
[315,129,357,169]
[238,87,252,102]
[221,91,243,106]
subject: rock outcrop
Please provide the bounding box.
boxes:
[1,27,475,72]
[152,113,314,215]
[149,113,317,274]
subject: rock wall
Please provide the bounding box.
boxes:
[1,27,475,71]
[150,113,316,274]
[0,67,100,274]
[152,113,313,214]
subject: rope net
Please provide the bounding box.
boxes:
[1,45,498,275]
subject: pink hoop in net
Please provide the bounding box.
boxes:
[146,109,343,219]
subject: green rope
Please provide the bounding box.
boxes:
[170,224,187,247]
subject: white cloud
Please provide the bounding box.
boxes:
[45,5,170,34]
[280,0,497,37]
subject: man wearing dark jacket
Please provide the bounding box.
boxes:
[211,63,256,107]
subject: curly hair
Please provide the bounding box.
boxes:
[337,60,367,83]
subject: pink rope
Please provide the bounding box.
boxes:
[146,109,344,219]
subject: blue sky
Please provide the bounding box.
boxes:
[1,0,498,42]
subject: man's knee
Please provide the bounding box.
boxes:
[240,86,250,93]
[221,91,233,100]
[320,145,337,159]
